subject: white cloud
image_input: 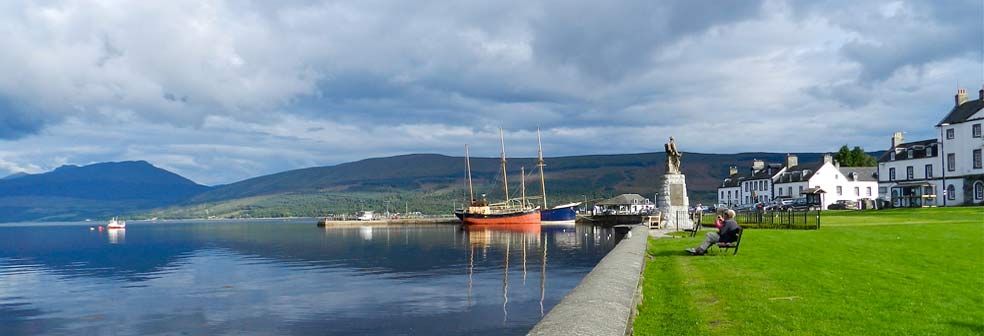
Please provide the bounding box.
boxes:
[0,0,981,183]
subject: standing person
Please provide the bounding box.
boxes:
[694,202,703,224]
[686,209,740,256]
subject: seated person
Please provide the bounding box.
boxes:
[686,209,740,255]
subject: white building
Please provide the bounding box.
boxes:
[774,154,879,209]
[717,159,785,207]
[878,87,984,206]
[719,154,880,210]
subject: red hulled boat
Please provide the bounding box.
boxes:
[455,129,540,226]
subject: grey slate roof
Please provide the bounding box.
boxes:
[596,193,649,205]
[877,139,938,162]
[776,162,824,183]
[939,98,984,125]
[839,166,878,182]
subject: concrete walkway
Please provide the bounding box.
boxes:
[528,225,649,336]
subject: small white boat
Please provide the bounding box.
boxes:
[107,217,126,229]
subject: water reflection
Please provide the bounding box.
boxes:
[107,228,125,244]
[0,220,623,336]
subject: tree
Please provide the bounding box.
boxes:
[834,145,877,167]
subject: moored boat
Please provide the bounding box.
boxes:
[540,203,580,224]
[456,129,541,226]
[534,129,580,224]
[107,217,126,229]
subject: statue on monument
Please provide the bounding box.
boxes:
[665,137,682,174]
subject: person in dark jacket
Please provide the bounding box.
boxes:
[686,209,740,255]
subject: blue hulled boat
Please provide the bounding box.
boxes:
[535,129,579,224]
[540,202,580,224]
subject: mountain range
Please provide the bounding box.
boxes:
[0,151,876,222]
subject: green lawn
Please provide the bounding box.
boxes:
[634,207,984,335]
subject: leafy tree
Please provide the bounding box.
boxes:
[834,145,877,167]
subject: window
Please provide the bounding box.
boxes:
[798,186,803,193]
[906,166,913,180]
[973,124,981,138]
[947,153,956,172]
[866,187,872,196]
[854,187,860,196]
[947,184,956,200]
[744,183,749,192]
[778,188,782,196]
[975,181,984,200]
[788,187,793,196]
[974,149,982,169]
[946,128,954,139]
[836,186,843,195]
[925,164,933,178]
[889,168,896,181]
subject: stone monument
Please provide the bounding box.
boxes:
[658,137,693,230]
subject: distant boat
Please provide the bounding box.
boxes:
[534,129,580,224]
[356,211,375,221]
[455,129,541,226]
[107,217,126,229]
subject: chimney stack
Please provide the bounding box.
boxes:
[979,85,983,100]
[892,132,904,148]
[956,88,968,106]
[823,153,833,164]
[785,154,798,169]
[729,166,738,176]
[752,159,765,172]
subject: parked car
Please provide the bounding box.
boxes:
[784,198,819,211]
[827,200,858,210]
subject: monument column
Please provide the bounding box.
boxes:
[658,137,694,230]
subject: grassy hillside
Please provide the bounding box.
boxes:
[154,152,842,219]
[0,161,210,222]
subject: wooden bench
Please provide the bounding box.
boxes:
[714,227,744,255]
[644,212,663,229]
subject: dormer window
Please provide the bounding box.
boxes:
[906,148,913,158]
[890,152,895,160]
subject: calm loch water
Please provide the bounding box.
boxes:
[0,220,624,335]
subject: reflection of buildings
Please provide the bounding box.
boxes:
[359,226,373,241]
[107,228,125,244]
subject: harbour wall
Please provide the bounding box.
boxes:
[528,224,648,336]
[316,217,459,227]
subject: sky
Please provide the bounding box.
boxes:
[0,0,982,185]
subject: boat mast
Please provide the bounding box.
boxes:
[521,166,527,208]
[537,128,547,208]
[465,144,474,204]
[500,128,509,203]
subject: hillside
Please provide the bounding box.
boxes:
[159,152,844,219]
[0,161,210,222]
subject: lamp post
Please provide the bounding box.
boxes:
[581,194,587,213]
[940,123,949,206]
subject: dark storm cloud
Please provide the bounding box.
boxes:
[530,0,765,81]
[0,96,48,140]
[794,0,983,83]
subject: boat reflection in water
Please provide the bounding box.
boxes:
[1,220,622,336]
[106,228,125,244]
[462,221,620,323]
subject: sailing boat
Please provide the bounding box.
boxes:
[455,129,541,225]
[536,129,580,224]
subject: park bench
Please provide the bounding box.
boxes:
[714,227,743,255]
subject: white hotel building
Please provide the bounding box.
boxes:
[877,88,984,207]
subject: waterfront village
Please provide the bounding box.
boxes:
[592,87,984,216]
